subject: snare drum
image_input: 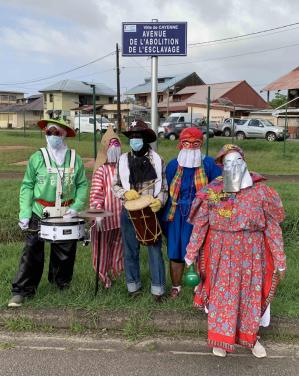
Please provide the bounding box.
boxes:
[40,217,85,242]
[124,195,162,246]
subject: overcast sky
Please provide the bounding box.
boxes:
[0,0,298,98]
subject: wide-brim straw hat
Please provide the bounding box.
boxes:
[38,118,76,137]
[122,120,156,143]
[93,125,121,171]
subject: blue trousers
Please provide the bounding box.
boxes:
[120,208,166,296]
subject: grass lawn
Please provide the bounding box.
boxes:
[0,178,298,317]
[0,130,299,174]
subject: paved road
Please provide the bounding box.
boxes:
[0,331,298,376]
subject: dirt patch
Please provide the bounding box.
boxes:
[0,145,32,151]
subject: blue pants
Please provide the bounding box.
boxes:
[120,208,166,296]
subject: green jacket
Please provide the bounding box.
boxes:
[19,149,88,219]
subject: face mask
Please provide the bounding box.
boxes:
[223,152,247,192]
[107,146,121,163]
[130,138,143,152]
[177,149,202,168]
[47,135,64,150]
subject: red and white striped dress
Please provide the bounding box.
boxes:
[90,164,123,288]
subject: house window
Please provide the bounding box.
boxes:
[158,95,163,103]
[9,95,16,101]
[49,94,54,103]
[0,95,8,103]
[109,97,113,104]
[96,96,100,101]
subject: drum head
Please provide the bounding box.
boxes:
[41,217,85,226]
[124,195,153,211]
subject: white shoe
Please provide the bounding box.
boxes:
[213,347,227,357]
[252,340,267,358]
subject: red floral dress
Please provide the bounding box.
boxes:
[186,173,286,352]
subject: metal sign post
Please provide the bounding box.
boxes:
[151,19,158,150]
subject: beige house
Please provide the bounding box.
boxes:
[40,79,116,119]
[0,95,43,129]
[0,90,24,106]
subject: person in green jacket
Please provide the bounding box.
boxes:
[8,118,88,308]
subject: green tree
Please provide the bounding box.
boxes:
[269,93,287,109]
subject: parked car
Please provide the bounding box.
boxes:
[161,112,196,127]
[221,118,247,137]
[163,122,214,141]
[74,116,115,133]
[193,119,222,136]
[234,119,289,141]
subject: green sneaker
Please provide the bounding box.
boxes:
[8,295,24,308]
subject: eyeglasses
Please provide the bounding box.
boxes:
[181,140,202,149]
[45,128,63,136]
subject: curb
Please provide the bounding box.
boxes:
[1,308,298,338]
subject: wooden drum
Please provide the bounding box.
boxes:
[124,195,162,246]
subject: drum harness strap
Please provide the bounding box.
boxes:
[37,147,76,208]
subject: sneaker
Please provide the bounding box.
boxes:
[8,295,24,308]
[213,347,227,357]
[170,287,181,299]
[252,340,267,358]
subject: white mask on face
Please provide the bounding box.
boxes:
[107,145,121,163]
[46,125,67,165]
[223,152,253,192]
[177,149,202,168]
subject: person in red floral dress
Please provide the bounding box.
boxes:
[185,144,286,358]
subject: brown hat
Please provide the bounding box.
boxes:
[93,126,121,171]
[122,120,156,143]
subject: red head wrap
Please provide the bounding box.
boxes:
[179,127,203,150]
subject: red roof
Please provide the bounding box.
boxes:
[263,66,299,91]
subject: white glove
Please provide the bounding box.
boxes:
[184,256,193,266]
[19,218,30,231]
[63,209,78,219]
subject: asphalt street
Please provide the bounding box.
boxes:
[0,331,298,376]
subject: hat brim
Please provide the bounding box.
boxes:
[122,128,157,143]
[38,119,76,137]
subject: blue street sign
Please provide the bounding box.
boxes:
[122,22,187,56]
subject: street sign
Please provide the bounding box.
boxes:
[122,22,187,56]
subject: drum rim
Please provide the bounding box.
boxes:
[41,218,85,226]
[124,195,153,211]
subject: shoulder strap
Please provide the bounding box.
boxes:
[69,149,76,171]
[40,148,52,171]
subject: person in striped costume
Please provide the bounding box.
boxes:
[162,127,221,299]
[90,126,123,288]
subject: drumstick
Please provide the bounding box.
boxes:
[137,179,161,195]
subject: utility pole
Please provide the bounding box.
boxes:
[151,19,159,151]
[205,86,211,156]
[92,84,97,159]
[116,43,122,134]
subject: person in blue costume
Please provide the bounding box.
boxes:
[162,127,221,298]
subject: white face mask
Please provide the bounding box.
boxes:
[223,152,252,192]
[177,149,202,168]
[107,146,121,163]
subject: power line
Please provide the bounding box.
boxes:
[158,42,299,67]
[189,26,299,48]
[188,21,299,46]
[0,51,115,86]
